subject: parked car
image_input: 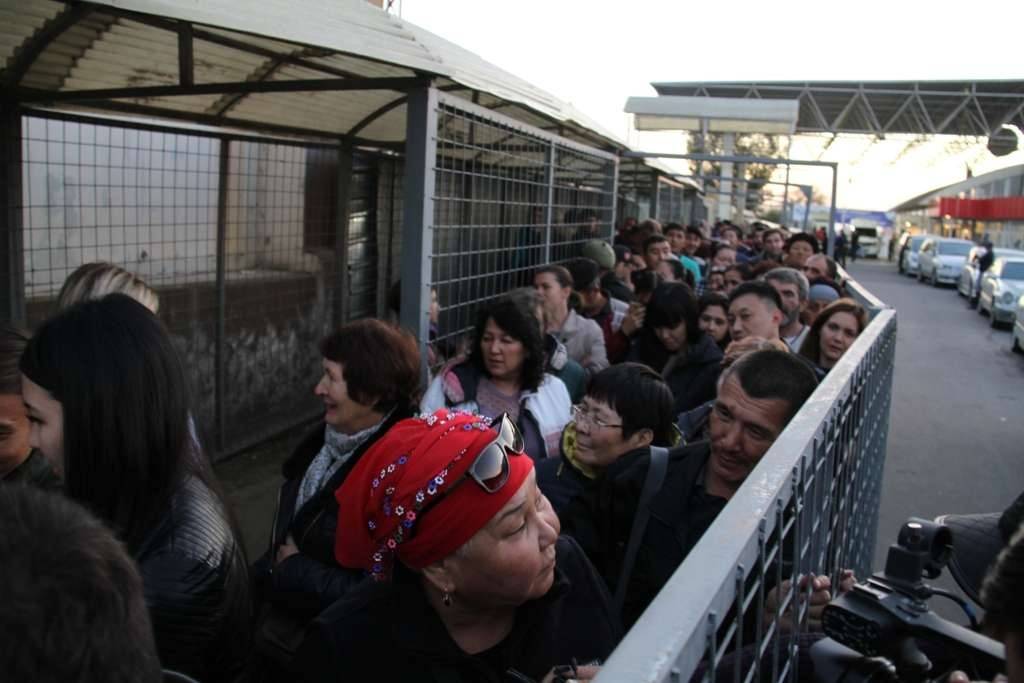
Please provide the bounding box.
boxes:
[854,226,881,258]
[958,247,1024,300]
[917,237,973,286]
[900,234,932,277]
[1013,294,1024,354]
[978,258,1024,327]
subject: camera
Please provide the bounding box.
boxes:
[811,518,1005,683]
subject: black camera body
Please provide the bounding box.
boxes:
[814,518,1005,683]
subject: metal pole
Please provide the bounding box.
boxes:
[650,171,660,221]
[214,138,229,453]
[542,141,555,263]
[604,157,619,241]
[828,165,838,257]
[781,162,791,227]
[719,133,735,222]
[0,105,25,324]
[333,141,355,327]
[802,186,812,233]
[399,84,438,370]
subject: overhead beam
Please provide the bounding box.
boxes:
[2,3,94,87]
[178,22,194,87]
[15,76,428,104]
[58,99,402,150]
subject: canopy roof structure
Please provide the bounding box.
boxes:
[652,81,1024,139]
[625,95,799,135]
[0,0,633,154]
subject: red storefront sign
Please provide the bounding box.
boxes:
[937,196,1024,220]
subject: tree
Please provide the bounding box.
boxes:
[690,133,781,212]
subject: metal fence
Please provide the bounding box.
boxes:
[7,110,406,459]
[400,90,618,370]
[596,284,896,682]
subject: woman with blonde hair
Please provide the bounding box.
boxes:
[57,262,159,313]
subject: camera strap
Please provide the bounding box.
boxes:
[614,445,669,615]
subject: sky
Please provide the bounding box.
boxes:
[400,0,1024,211]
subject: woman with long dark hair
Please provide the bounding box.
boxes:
[421,294,572,460]
[627,282,723,415]
[798,298,869,376]
[19,294,249,683]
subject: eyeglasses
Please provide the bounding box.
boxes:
[572,404,623,430]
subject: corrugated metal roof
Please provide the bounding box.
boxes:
[1,0,635,155]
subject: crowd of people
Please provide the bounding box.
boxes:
[2,219,1020,683]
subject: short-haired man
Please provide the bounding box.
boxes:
[603,245,636,302]
[0,485,164,683]
[711,243,738,269]
[727,281,784,343]
[664,223,703,285]
[803,253,838,282]
[567,257,632,364]
[763,267,811,352]
[784,232,820,268]
[643,234,673,271]
[761,228,786,264]
[537,362,677,514]
[561,350,818,627]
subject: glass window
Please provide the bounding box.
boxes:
[938,242,972,256]
[1001,262,1024,280]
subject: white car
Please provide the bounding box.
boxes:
[979,258,1024,327]
[917,237,973,286]
[957,247,1024,300]
[1013,293,1024,354]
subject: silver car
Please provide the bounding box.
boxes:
[979,257,1024,327]
[900,234,932,277]
[957,247,1024,300]
[1013,293,1024,354]
[917,237,973,286]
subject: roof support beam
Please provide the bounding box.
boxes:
[2,2,93,87]
[881,95,915,133]
[178,23,194,87]
[14,76,429,104]
[58,99,402,149]
[990,100,1024,136]
[936,95,972,134]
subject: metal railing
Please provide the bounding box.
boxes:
[597,282,896,682]
[398,89,619,371]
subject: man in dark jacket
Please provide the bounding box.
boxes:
[560,349,819,627]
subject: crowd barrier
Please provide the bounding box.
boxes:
[596,268,896,682]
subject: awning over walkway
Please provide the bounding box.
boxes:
[1,0,629,152]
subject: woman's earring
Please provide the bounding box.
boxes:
[443,591,452,607]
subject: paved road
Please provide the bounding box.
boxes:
[844,259,1023,611]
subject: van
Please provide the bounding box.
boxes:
[854,226,881,258]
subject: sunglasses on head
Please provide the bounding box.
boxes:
[464,413,524,493]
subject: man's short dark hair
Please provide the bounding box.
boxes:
[0,324,29,394]
[712,242,736,259]
[719,349,818,423]
[535,264,574,289]
[613,245,632,264]
[685,224,704,239]
[631,269,660,296]
[587,363,676,446]
[785,232,820,254]
[762,227,785,243]
[643,234,670,254]
[0,485,163,683]
[645,282,701,345]
[720,225,741,240]
[565,257,601,293]
[982,524,1024,654]
[728,280,782,311]
[664,222,685,236]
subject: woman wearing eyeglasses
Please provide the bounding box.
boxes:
[536,364,678,516]
[298,410,620,682]
[421,294,572,461]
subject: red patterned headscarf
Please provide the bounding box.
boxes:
[335,409,533,580]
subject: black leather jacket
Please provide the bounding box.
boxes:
[137,476,250,683]
[256,406,413,619]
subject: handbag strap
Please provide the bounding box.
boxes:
[613,445,669,615]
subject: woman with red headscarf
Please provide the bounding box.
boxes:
[298,409,621,682]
